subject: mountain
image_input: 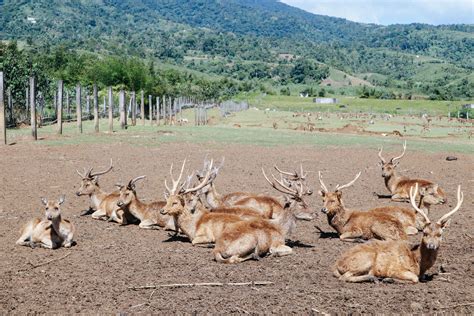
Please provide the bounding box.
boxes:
[1,0,472,99]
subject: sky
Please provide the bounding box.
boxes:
[280,0,474,25]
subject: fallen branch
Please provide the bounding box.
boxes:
[18,253,72,272]
[311,307,330,316]
[129,281,273,290]
[439,302,474,310]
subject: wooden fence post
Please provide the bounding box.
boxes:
[168,96,172,125]
[108,87,113,133]
[57,80,63,135]
[102,95,106,116]
[156,96,160,126]
[149,95,153,125]
[29,76,37,140]
[131,91,136,126]
[119,90,126,129]
[8,87,13,124]
[163,95,167,125]
[93,84,99,132]
[140,90,145,125]
[0,72,5,145]
[76,84,82,133]
[54,90,58,119]
[66,90,70,118]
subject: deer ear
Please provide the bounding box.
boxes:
[432,184,438,191]
[393,161,400,168]
[318,190,325,197]
[92,176,99,184]
[440,218,451,230]
[419,186,427,195]
[58,195,65,205]
[336,191,343,199]
[41,197,48,205]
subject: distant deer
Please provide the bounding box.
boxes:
[75,160,134,224]
[116,176,175,230]
[17,196,75,249]
[376,141,446,210]
[318,172,413,241]
[334,183,463,283]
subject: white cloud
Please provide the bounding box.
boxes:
[280,0,474,25]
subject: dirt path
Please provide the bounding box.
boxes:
[0,142,472,314]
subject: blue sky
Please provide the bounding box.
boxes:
[280,0,474,25]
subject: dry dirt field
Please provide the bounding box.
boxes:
[0,141,473,314]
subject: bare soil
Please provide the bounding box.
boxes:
[0,141,473,314]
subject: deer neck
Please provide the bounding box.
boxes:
[273,205,296,237]
[175,206,206,241]
[326,206,349,234]
[128,196,146,221]
[206,184,222,208]
[384,169,405,193]
[90,186,108,209]
[417,241,439,277]
[50,215,66,239]
[417,197,431,214]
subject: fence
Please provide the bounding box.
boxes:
[0,77,216,144]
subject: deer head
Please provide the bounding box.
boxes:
[195,157,224,194]
[377,141,406,178]
[116,176,146,208]
[161,159,213,217]
[262,167,313,218]
[76,159,113,196]
[318,171,361,215]
[419,184,447,206]
[410,183,463,250]
[41,195,65,221]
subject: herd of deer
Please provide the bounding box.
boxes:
[16,142,464,283]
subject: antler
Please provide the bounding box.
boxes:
[181,160,214,194]
[377,147,386,164]
[318,171,329,193]
[127,175,146,189]
[274,164,307,181]
[437,185,463,225]
[165,159,187,195]
[335,172,361,191]
[262,168,303,198]
[409,184,431,224]
[76,167,89,178]
[83,159,114,178]
[391,141,406,163]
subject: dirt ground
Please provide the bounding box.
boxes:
[0,141,473,314]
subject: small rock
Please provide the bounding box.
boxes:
[446,156,458,161]
[410,302,423,311]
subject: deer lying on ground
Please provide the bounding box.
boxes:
[197,158,313,220]
[116,176,175,230]
[334,183,463,283]
[318,171,413,241]
[17,196,75,249]
[376,141,446,211]
[213,169,313,263]
[76,160,134,224]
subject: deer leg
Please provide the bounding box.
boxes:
[192,235,213,245]
[270,244,293,256]
[91,209,107,220]
[405,226,418,235]
[391,194,408,202]
[339,232,365,242]
[389,271,419,283]
[339,272,377,283]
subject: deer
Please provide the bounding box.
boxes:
[116,176,176,230]
[75,160,134,224]
[318,171,412,242]
[16,196,75,249]
[213,169,313,263]
[375,141,447,212]
[334,183,464,283]
[197,158,313,221]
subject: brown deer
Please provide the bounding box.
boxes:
[318,171,411,241]
[212,170,312,263]
[116,176,175,230]
[75,160,134,224]
[376,141,446,210]
[197,159,312,220]
[334,183,464,283]
[17,196,75,249]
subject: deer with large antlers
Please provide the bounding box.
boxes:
[212,169,313,263]
[334,183,464,283]
[318,171,414,241]
[376,141,447,211]
[17,196,75,249]
[116,176,176,230]
[197,158,313,220]
[76,160,134,224]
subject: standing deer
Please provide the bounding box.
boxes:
[17,196,75,249]
[376,141,446,210]
[334,183,463,283]
[116,176,175,230]
[318,171,411,241]
[75,160,134,224]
